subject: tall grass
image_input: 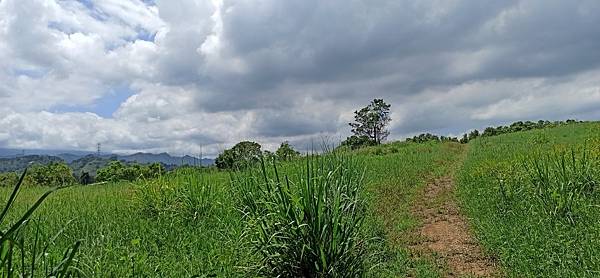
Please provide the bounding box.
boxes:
[0,169,81,277]
[235,154,368,277]
[135,167,221,221]
[524,148,598,224]
[0,140,471,276]
[458,122,600,277]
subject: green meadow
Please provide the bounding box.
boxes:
[2,122,599,277]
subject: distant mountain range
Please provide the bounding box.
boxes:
[0,148,214,175]
[0,155,64,173]
[0,148,96,161]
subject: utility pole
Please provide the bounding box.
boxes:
[199,145,203,167]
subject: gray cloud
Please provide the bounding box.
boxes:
[0,0,599,156]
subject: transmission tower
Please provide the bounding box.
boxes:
[199,145,203,167]
[97,143,101,157]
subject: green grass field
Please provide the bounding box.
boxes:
[2,122,599,277]
[457,122,600,277]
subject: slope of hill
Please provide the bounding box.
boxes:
[0,149,215,178]
[457,122,600,277]
[0,148,95,159]
[1,122,598,277]
[0,155,63,172]
[69,155,118,178]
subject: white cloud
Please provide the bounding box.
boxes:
[1,0,600,156]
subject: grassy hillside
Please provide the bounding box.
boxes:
[0,155,63,172]
[1,171,248,276]
[1,122,598,277]
[457,122,600,277]
[0,141,466,277]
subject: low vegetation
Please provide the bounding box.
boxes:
[95,161,165,183]
[0,169,80,277]
[0,155,63,173]
[216,140,302,170]
[235,155,368,276]
[458,122,600,277]
[1,96,598,277]
[0,162,75,187]
[458,119,583,143]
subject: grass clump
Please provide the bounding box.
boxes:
[524,148,598,224]
[235,154,368,277]
[0,169,81,277]
[135,167,222,221]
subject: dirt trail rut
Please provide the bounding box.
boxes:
[410,175,499,277]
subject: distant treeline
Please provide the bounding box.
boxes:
[0,155,63,173]
[215,141,300,170]
[0,160,167,187]
[407,134,459,144]
[0,162,76,187]
[408,119,583,144]
[0,117,588,187]
[95,161,165,183]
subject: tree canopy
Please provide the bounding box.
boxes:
[96,161,165,182]
[275,141,300,161]
[215,141,262,169]
[348,98,391,145]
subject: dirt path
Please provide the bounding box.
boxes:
[410,170,499,277]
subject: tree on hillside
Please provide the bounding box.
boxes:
[263,150,277,162]
[349,99,391,145]
[215,141,262,169]
[0,172,19,187]
[96,161,126,182]
[275,141,300,161]
[468,129,480,141]
[29,162,76,187]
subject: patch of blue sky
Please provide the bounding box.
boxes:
[48,21,77,35]
[75,0,94,9]
[136,28,157,42]
[99,26,156,51]
[52,85,134,118]
[74,0,108,21]
[12,68,48,79]
[141,0,157,5]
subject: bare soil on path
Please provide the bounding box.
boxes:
[409,161,499,277]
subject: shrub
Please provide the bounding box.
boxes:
[96,161,165,182]
[276,141,301,161]
[0,172,18,187]
[28,162,76,187]
[235,155,368,277]
[341,135,376,150]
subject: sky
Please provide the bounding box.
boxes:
[1,0,599,157]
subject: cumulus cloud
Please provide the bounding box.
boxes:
[0,0,599,156]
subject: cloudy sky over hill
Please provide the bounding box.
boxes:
[1,0,599,156]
